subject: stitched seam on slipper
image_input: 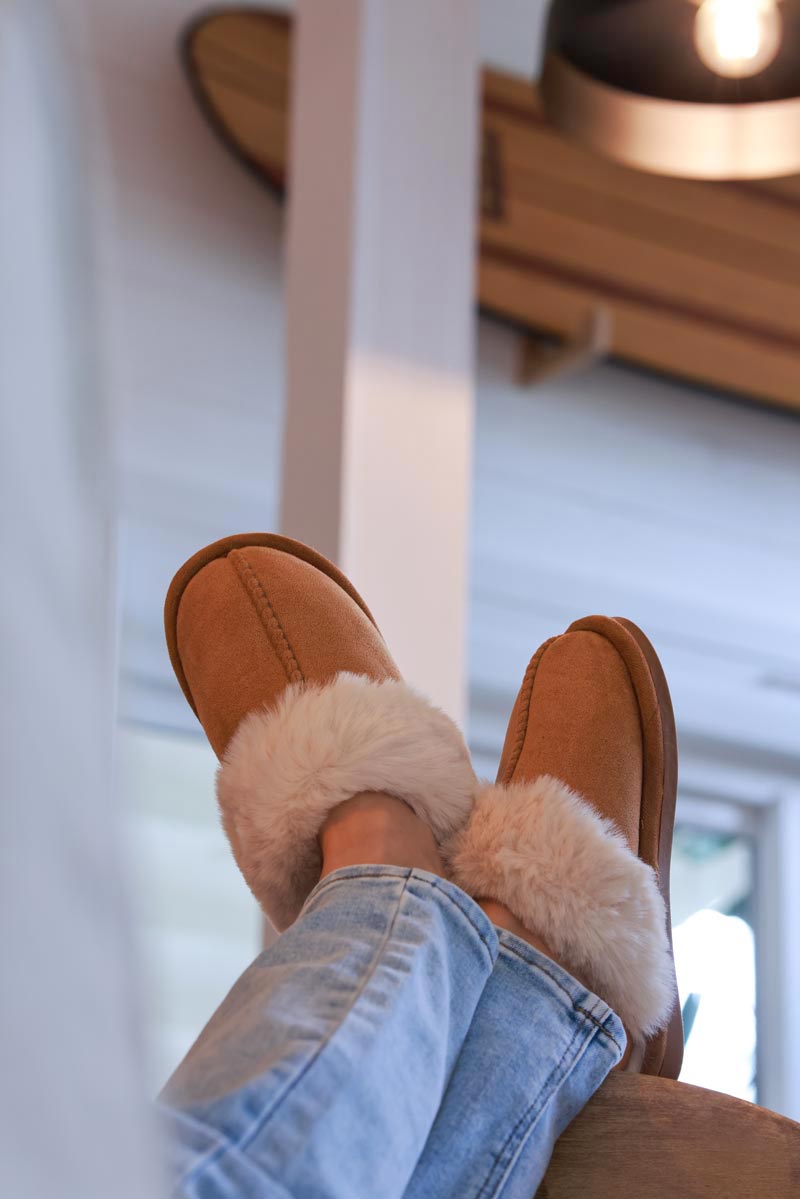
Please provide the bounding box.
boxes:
[502,639,554,784]
[230,551,304,685]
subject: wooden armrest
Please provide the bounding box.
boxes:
[537,1073,800,1198]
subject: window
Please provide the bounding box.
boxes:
[671,820,757,1101]
[118,725,263,1090]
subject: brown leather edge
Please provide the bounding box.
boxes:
[227,549,305,686]
[611,616,683,1080]
[566,615,682,1078]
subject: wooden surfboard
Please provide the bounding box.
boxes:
[182,8,800,414]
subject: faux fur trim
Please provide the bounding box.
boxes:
[446,776,675,1040]
[217,672,477,930]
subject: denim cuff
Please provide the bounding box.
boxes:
[497,926,626,1056]
[303,865,500,969]
[304,867,627,1057]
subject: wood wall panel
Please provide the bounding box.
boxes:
[184,8,800,414]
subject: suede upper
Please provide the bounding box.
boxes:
[165,534,478,932]
[173,544,400,758]
[497,624,654,857]
[495,615,681,1078]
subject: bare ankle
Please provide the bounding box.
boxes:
[320,791,444,880]
[479,899,599,994]
[477,899,556,958]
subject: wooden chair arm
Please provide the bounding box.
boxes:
[538,1073,800,1198]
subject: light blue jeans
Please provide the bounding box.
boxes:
[160,866,624,1199]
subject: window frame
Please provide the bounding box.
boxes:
[678,748,800,1122]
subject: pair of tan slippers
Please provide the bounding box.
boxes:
[165,533,683,1079]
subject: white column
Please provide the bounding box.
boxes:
[282,0,479,724]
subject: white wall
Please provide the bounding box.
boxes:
[469,321,800,779]
[79,0,287,727]
[1,3,161,1193]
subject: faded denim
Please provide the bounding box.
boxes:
[160,866,624,1199]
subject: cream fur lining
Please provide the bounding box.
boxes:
[446,776,676,1039]
[217,672,476,931]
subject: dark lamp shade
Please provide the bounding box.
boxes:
[540,0,800,178]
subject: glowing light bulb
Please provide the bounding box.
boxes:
[695,0,782,78]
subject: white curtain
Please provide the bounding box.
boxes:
[0,3,160,1194]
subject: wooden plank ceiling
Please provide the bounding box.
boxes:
[184,9,800,414]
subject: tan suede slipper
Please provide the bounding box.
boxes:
[165,533,477,931]
[446,615,682,1078]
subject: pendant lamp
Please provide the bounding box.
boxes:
[541,0,800,178]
